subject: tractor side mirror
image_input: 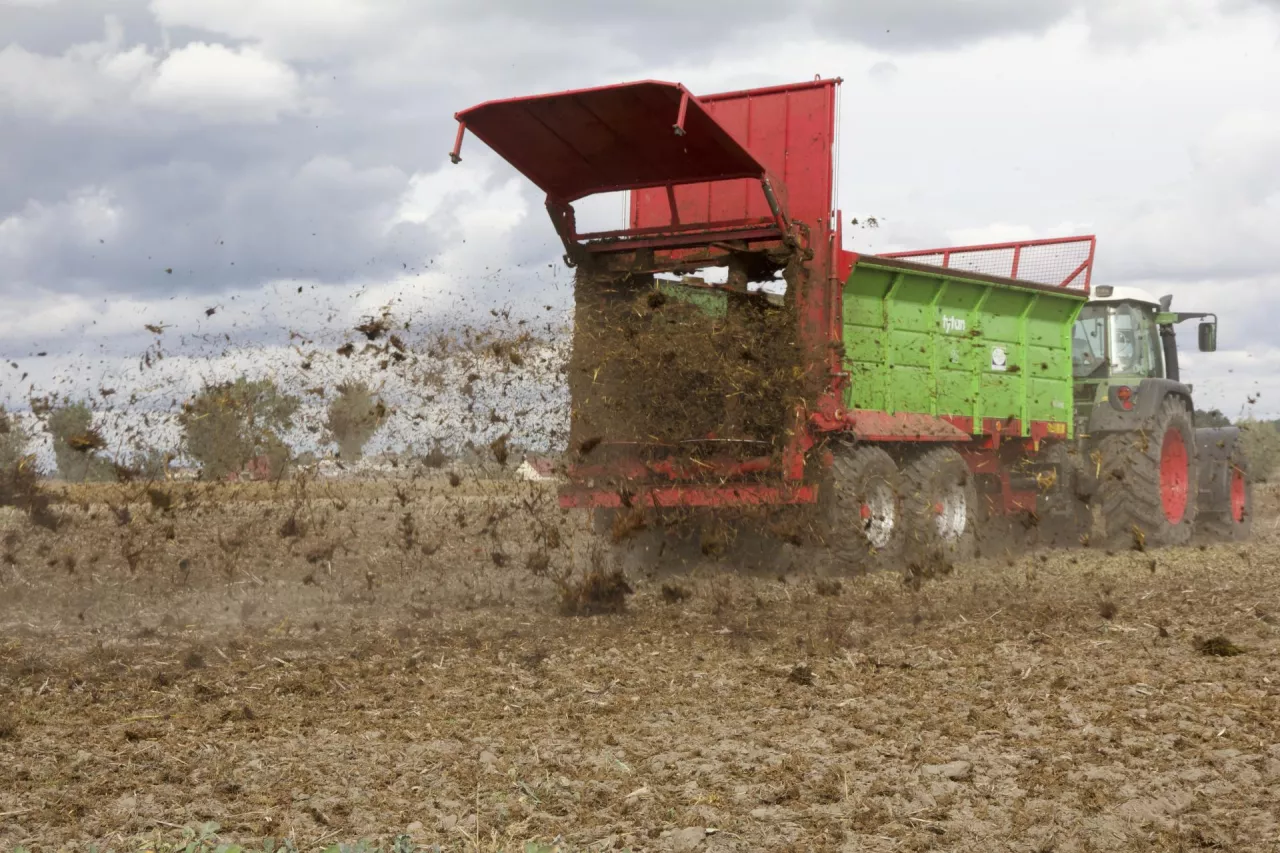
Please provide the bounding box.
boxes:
[1198,321,1217,352]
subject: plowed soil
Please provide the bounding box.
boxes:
[2,479,1278,852]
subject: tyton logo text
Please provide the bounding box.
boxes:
[942,315,967,334]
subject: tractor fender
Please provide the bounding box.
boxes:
[1086,378,1194,434]
[1195,426,1240,511]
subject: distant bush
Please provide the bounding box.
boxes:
[132,447,174,481]
[1239,419,1280,483]
[179,378,299,480]
[0,408,57,529]
[1195,408,1231,428]
[47,402,116,483]
[417,442,450,469]
[325,381,387,461]
[0,405,30,470]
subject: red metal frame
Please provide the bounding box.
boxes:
[450,80,827,266]
[569,451,776,483]
[452,80,769,202]
[881,235,1096,293]
[630,79,839,259]
[958,447,1040,516]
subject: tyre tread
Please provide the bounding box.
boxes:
[825,444,903,571]
[1097,396,1197,548]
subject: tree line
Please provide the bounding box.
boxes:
[0,379,387,482]
[3,393,1274,484]
[1196,409,1280,482]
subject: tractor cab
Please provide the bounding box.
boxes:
[1072,286,1168,381]
[1072,284,1218,431]
[1072,285,1218,382]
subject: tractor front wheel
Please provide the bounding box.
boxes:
[1098,396,1198,548]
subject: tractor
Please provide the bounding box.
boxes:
[877,246,1254,549]
[1069,285,1251,545]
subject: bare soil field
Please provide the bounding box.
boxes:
[1,478,1278,852]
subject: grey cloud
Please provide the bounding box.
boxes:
[809,0,1074,50]
[4,0,1279,366]
[431,0,1070,52]
[0,6,637,310]
[868,60,899,82]
[1,123,449,299]
[0,0,162,54]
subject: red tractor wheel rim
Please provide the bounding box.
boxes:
[1230,466,1246,523]
[1160,427,1189,524]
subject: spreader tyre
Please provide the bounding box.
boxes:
[1098,396,1197,548]
[1199,450,1253,542]
[902,447,978,563]
[823,445,905,571]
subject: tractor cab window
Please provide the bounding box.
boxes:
[1072,304,1108,378]
[1073,301,1165,379]
[1109,302,1163,378]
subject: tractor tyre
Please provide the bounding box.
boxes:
[1034,442,1093,548]
[1198,449,1253,542]
[902,446,979,566]
[1097,396,1198,549]
[821,445,905,572]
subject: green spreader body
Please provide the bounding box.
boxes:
[841,256,1088,440]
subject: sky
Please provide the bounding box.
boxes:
[2,0,1279,428]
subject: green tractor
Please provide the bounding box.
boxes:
[1069,285,1252,546]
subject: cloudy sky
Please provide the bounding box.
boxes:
[2,0,1279,421]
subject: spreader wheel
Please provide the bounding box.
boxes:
[902,446,978,563]
[821,445,905,572]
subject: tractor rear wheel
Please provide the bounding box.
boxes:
[821,445,905,572]
[902,446,978,564]
[1199,449,1253,542]
[1098,396,1198,548]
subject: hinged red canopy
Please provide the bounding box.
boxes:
[452,80,771,203]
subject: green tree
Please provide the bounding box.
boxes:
[132,447,173,481]
[1195,408,1231,428]
[47,402,115,482]
[324,381,388,461]
[1239,419,1280,483]
[179,377,299,480]
[0,406,53,527]
[0,405,31,469]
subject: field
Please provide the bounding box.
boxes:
[2,476,1279,852]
